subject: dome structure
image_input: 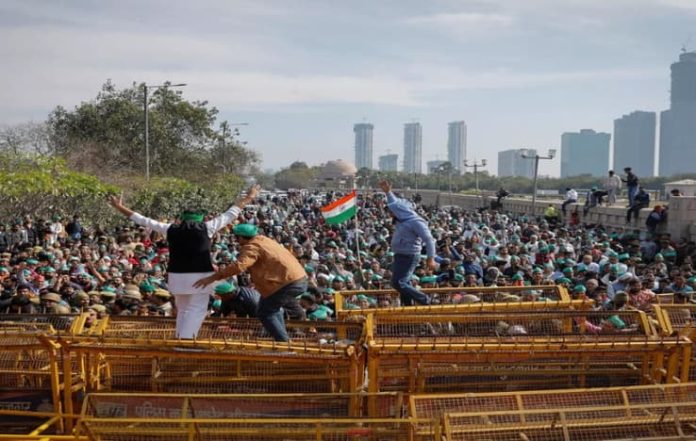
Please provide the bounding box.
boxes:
[318,159,357,181]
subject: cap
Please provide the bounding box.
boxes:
[214,282,236,295]
[41,293,62,302]
[233,224,258,238]
[153,288,171,298]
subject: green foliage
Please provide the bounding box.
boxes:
[354,168,696,195]
[46,80,259,183]
[0,154,118,224]
[128,175,245,220]
[274,161,319,190]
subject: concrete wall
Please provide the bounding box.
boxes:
[399,189,696,241]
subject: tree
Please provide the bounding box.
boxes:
[274,162,319,190]
[0,122,53,156]
[0,154,118,223]
[46,80,259,183]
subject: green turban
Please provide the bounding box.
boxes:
[233,224,258,238]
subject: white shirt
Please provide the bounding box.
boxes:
[565,189,578,201]
[128,205,241,294]
[129,205,241,239]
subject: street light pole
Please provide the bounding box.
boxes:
[522,149,556,215]
[463,159,487,193]
[143,82,186,181]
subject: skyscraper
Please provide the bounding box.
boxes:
[447,121,467,172]
[426,160,446,175]
[613,111,656,177]
[659,51,696,176]
[353,123,374,170]
[403,122,422,174]
[378,154,398,172]
[560,129,611,178]
[498,148,537,179]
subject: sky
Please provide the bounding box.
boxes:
[1,0,695,177]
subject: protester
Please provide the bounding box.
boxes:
[622,167,639,207]
[627,187,650,224]
[378,180,437,306]
[561,188,578,217]
[107,185,260,338]
[2,184,692,333]
[193,223,307,342]
[604,170,622,206]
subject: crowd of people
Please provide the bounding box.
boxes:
[1,178,695,338]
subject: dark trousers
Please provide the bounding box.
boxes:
[561,199,576,216]
[257,279,307,341]
[391,253,431,306]
[626,203,648,222]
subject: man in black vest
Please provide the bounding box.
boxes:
[108,185,259,338]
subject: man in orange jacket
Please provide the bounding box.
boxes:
[194,223,307,341]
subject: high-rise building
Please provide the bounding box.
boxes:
[447,121,467,171]
[659,51,696,176]
[426,160,446,175]
[403,122,422,174]
[613,111,656,177]
[353,123,374,170]
[378,154,398,172]
[560,129,611,178]
[498,148,537,179]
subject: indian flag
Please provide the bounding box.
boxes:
[321,191,357,225]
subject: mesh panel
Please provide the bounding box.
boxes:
[98,316,363,343]
[338,285,568,316]
[0,313,80,333]
[372,310,651,340]
[80,419,433,441]
[413,383,696,420]
[83,393,402,419]
[67,338,362,395]
[444,402,696,441]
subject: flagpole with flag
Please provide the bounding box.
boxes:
[320,190,357,225]
[353,181,360,260]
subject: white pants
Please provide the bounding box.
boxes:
[173,292,210,339]
[168,272,216,339]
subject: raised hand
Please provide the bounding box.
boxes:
[378,180,392,194]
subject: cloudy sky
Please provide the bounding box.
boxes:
[1,0,695,176]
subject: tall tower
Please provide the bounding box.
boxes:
[378,154,398,172]
[403,122,422,174]
[447,121,467,171]
[613,111,656,177]
[660,51,696,176]
[560,129,610,178]
[353,123,374,170]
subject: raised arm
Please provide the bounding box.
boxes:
[205,184,261,236]
[108,194,171,235]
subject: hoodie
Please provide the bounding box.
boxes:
[386,192,436,257]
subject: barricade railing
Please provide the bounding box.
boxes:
[335,285,570,319]
[0,314,86,435]
[78,392,437,441]
[443,401,696,441]
[414,382,696,440]
[58,317,367,430]
[363,309,691,412]
[655,304,696,382]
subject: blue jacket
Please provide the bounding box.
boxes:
[386,192,436,257]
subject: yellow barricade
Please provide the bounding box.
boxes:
[0,314,86,435]
[336,285,571,319]
[364,309,690,407]
[76,392,436,441]
[424,382,696,441]
[655,304,696,382]
[58,317,366,429]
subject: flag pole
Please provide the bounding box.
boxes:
[353,178,360,260]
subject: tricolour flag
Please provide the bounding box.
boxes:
[321,191,357,225]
